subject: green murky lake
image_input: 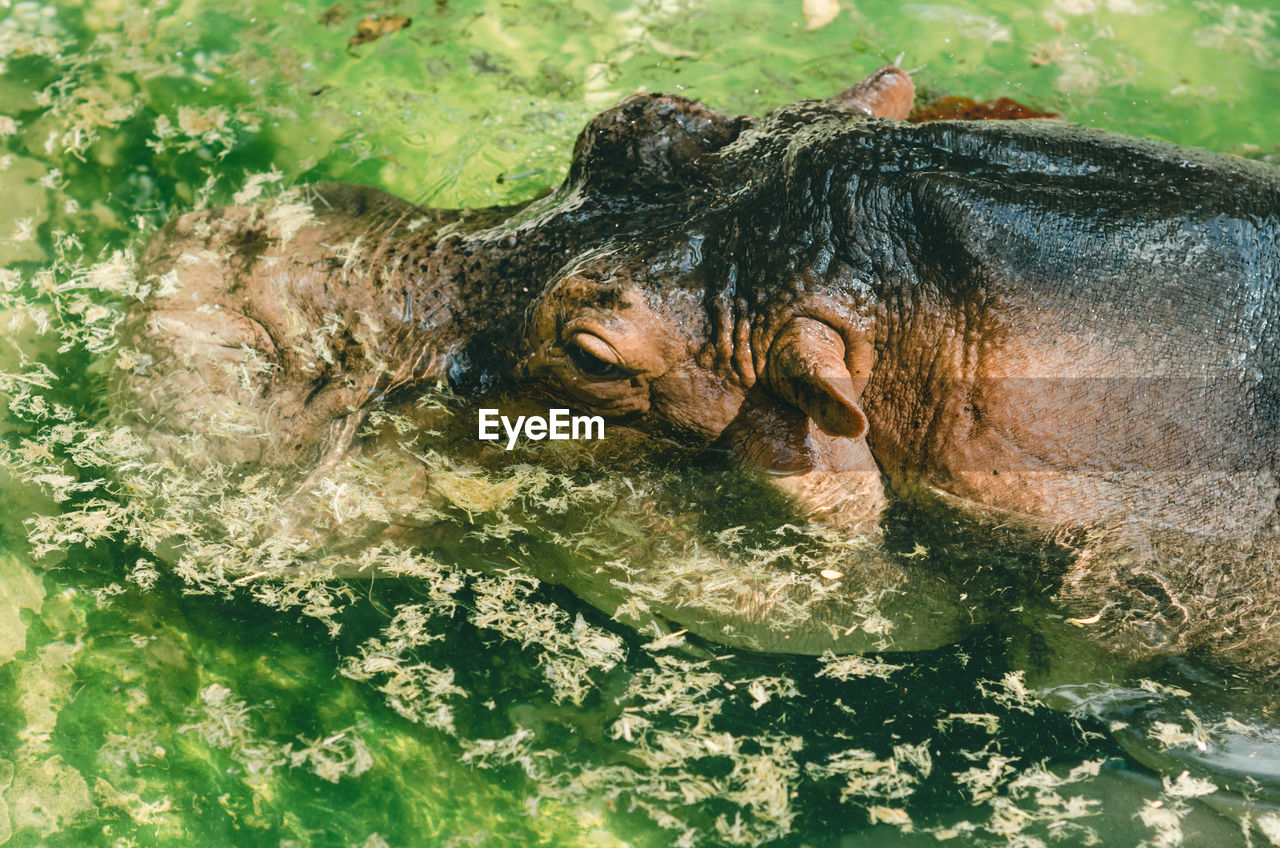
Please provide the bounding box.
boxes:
[2,0,1279,845]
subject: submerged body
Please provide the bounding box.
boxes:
[115,67,1280,670]
[717,115,1280,537]
[830,119,1280,533]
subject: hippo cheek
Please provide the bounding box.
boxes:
[719,385,886,534]
[554,373,652,418]
[768,435,887,534]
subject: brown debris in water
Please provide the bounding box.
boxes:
[318,3,347,26]
[909,95,1060,122]
[348,14,412,48]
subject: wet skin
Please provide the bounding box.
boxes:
[115,67,1280,670]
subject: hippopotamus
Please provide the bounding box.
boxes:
[114,66,1280,673]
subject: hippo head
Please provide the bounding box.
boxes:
[520,239,886,530]
[118,65,959,655]
[510,67,916,530]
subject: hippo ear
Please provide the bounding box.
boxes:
[830,65,915,121]
[764,318,869,439]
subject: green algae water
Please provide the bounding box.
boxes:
[2,0,1280,846]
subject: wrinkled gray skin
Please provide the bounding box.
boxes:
[115,67,1280,674]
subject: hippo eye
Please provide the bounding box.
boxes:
[566,334,625,380]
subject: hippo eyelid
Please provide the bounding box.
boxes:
[569,331,619,364]
[566,332,629,379]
